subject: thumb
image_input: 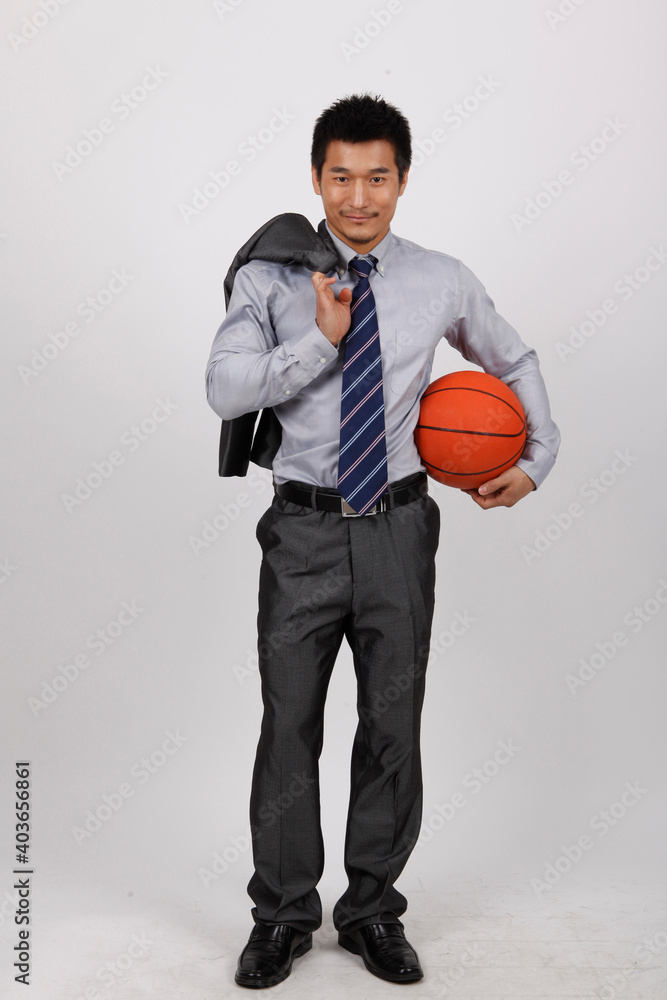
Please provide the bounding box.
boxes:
[338,287,352,306]
[477,477,500,495]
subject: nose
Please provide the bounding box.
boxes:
[347,179,369,208]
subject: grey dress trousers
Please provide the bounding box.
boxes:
[246,472,440,935]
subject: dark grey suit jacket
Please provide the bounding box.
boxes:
[217,214,339,476]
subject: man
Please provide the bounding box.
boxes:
[205,93,560,989]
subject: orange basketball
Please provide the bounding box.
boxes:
[414,371,527,489]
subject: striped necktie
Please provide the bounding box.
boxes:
[337,256,388,515]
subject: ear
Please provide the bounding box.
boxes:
[398,167,409,197]
[311,165,322,195]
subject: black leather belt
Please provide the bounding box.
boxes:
[274,472,428,516]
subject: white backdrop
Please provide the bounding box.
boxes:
[2,1,666,997]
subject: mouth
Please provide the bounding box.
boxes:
[343,215,374,222]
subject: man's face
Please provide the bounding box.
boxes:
[311,139,408,254]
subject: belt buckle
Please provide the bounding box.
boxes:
[341,499,381,516]
[341,499,362,517]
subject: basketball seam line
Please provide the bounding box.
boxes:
[415,424,526,439]
[421,385,525,423]
[421,443,526,478]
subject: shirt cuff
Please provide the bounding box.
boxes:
[289,323,340,376]
[515,441,557,490]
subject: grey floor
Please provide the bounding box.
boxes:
[15,876,667,999]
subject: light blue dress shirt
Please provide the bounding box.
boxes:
[206,222,560,489]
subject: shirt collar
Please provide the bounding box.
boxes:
[324,221,393,278]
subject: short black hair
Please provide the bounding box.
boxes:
[311,93,412,183]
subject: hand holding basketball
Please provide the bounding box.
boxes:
[462,466,535,509]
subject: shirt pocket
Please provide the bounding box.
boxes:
[389,328,429,397]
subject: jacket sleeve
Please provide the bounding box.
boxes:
[205,263,339,421]
[444,261,561,489]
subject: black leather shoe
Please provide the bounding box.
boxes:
[235,922,312,988]
[338,922,423,983]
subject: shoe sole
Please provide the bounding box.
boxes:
[235,933,313,989]
[338,931,423,983]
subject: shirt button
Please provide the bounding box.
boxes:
[285,389,291,395]
[319,357,326,364]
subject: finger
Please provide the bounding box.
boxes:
[463,483,507,507]
[477,475,506,496]
[311,272,337,290]
[338,287,352,304]
[476,492,506,507]
[464,490,490,509]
